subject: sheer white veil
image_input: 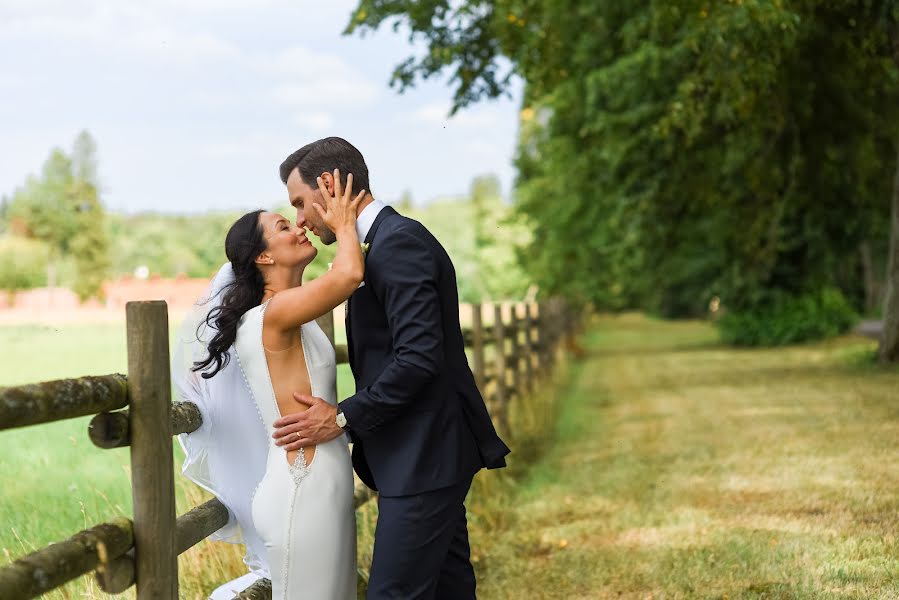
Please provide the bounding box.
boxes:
[172,262,270,578]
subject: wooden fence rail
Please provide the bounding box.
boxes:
[0,298,577,599]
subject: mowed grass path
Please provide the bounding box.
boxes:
[477,314,899,599]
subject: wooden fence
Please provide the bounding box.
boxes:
[0,298,576,599]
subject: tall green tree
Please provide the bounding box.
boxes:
[349,0,899,343]
[69,131,110,300]
[7,131,111,299]
[8,149,79,289]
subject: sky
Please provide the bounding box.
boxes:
[0,0,523,213]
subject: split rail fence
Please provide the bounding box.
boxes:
[0,298,576,599]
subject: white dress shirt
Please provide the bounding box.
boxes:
[356,198,387,243]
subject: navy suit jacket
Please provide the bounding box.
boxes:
[339,206,510,497]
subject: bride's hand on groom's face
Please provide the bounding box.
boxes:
[313,168,365,237]
[272,392,343,451]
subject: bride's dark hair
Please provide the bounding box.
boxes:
[193,209,267,378]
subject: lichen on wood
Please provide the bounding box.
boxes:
[0,518,132,599]
[234,577,272,599]
[88,401,204,449]
[0,374,128,431]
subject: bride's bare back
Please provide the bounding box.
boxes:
[262,327,315,467]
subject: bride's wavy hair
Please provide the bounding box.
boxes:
[193,209,267,378]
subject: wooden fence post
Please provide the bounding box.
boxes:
[126,301,177,599]
[493,303,510,434]
[536,302,548,375]
[471,304,486,393]
[523,303,535,392]
[508,304,521,399]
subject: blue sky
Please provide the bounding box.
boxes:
[0,0,523,213]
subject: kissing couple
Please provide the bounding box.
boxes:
[173,137,511,599]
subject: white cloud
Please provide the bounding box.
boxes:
[412,102,451,124]
[464,140,501,156]
[266,47,352,79]
[265,47,381,111]
[1,2,242,66]
[0,0,522,212]
[292,112,334,131]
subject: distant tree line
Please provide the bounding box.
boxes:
[346,0,899,354]
[1,131,110,300]
[0,135,528,304]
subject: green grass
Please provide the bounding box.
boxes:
[0,320,356,598]
[8,314,899,598]
[473,314,899,599]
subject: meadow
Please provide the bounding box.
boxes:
[6,314,899,599]
[0,319,358,598]
[475,316,899,599]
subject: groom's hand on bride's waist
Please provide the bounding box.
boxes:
[272,393,343,452]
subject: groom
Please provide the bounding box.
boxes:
[271,137,510,599]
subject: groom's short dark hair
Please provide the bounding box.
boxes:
[280,137,371,196]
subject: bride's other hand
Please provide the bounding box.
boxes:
[313,168,365,237]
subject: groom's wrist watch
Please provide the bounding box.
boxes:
[335,406,348,429]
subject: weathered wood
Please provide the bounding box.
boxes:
[95,554,135,594]
[88,410,130,448]
[549,298,565,363]
[0,374,128,431]
[88,401,204,449]
[171,400,204,435]
[462,325,496,347]
[94,498,231,593]
[536,302,548,374]
[523,303,536,392]
[471,304,486,393]
[234,577,272,599]
[126,301,178,598]
[0,518,132,599]
[493,304,509,434]
[176,498,231,554]
[508,304,522,397]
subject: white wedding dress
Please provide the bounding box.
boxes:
[232,301,357,599]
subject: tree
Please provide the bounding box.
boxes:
[6,131,111,299]
[69,131,110,300]
[8,149,79,289]
[0,236,49,298]
[348,1,899,345]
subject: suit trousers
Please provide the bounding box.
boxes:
[366,475,476,600]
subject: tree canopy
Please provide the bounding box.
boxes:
[349,0,899,344]
[4,131,110,300]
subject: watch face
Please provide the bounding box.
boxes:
[336,412,347,428]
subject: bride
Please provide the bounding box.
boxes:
[173,171,365,599]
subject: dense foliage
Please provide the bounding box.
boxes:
[348,0,899,344]
[3,132,110,300]
[106,179,528,303]
[1,167,528,303]
[0,236,49,294]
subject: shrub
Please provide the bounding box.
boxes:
[0,235,49,292]
[718,288,858,346]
